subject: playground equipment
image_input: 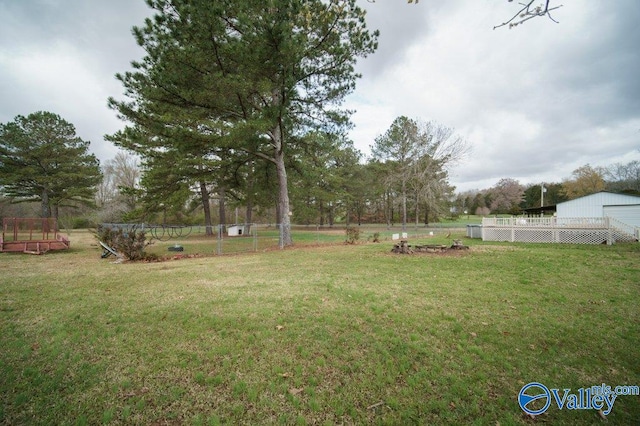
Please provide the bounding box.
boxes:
[0,217,70,254]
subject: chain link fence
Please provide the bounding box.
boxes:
[101,223,467,256]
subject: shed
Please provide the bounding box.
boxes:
[522,205,556,216]
[556,192,640,226]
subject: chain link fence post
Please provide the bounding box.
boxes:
[252,223,257,252]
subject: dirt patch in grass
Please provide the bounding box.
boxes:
[384,248,472,258]
[419,247,471,257]
[471,244,522,252]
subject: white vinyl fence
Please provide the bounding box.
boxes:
[481,217,638,245]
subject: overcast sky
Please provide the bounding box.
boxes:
[1,0,639,192]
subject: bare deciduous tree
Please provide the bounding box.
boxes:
[605,160,640,193]
[96,152,140,221]
[372,117,469,230]
[410,121,468,226]
[489,178,525,214]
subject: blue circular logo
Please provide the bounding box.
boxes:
[518,382,551,415]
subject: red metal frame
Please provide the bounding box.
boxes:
[0,218,70,254]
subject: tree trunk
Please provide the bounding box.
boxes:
[304,196,311,225]
[245,163,254,230]
[41,189,51,218]
[345,203,350,227]
[377,200,384,223]
[274,138,292,246]
[245,201,253,225]
[268,85,293,247]
[415,194,419,229]
[390,204,394,227]
[401,179,407,231]
[385,191,391,229]
[200,181,213,236]
[218,187,227,233]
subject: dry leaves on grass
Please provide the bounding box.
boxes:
[288,387,304,396]
[120,387,150,399]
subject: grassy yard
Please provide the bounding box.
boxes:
[1,230,638,425]
[143,224,461,256]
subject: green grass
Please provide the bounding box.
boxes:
[143,225,455,257]
[1,230,638,424]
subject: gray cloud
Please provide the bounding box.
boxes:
[347,0,640,191]
[0,0,150,159]
[1,0,639,193]
[355,0,434,77]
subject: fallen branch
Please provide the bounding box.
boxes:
[367,401,385,410]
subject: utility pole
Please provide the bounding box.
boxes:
[540,183,547,217]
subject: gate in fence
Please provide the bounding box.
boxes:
[216,224,259,255]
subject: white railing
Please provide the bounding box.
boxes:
[481,216,638,245]
[608,217,637,240]
[482,217,609,228]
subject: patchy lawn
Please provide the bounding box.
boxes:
[1,230,638,424]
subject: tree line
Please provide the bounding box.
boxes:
[0,110,464,231]
[2,108,637,229]
[97,115,467,231]
[453,162,640,216]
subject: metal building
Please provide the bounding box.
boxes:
[482,191,639,244]
[556,191,640,227]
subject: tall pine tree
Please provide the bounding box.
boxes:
[107,0,378,245]
[0,111,101,218]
